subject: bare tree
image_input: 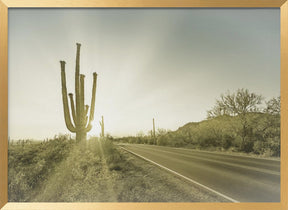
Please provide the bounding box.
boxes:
[207,88,264,150]
[265,96,280,115]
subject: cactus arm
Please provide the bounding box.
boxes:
[75,43,81,128]
[60,61,76,132]
[85,72,97,131]
[80,74,85,127]
[89,72,98,121]
[84,124,92,132]
[68,93,77,125]
[85,105,89,116]
[85,116,88,126]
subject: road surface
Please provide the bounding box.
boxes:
[120,144,280,202]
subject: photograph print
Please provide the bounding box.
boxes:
[8,8,280,202]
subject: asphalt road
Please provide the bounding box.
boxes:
[121,144,280,202]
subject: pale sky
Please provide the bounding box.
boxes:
[8,9,280,140]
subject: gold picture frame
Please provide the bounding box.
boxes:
[0,0,287,209]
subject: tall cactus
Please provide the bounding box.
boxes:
[60,43,97,142]
[99,116,104,138]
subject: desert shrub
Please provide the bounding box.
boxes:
[221,135,234,150]
[157,135,167,146]
[267,137,280,157]
[8,135,74,201]
[253,140,264,155]
[241,138,255,153]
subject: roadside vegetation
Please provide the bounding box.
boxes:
[9,136,224,202]
[114,89,280,157]
[8,135,74,201]
[8,136,123,201]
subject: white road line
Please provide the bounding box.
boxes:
[120,146,240,203]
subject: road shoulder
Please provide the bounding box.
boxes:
[116,146,230,202]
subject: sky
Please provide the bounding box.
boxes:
[8,8,280,140]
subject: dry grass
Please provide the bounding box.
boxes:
[9,138,228,202]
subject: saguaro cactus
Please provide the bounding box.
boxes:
[60,43,97,142]
[99,116,105,138]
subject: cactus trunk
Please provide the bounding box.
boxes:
[60,43,97,142]
[77,132,87,142]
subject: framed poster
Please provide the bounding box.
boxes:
[0,0,287,210]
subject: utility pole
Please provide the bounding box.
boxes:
[153,118,156,145]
